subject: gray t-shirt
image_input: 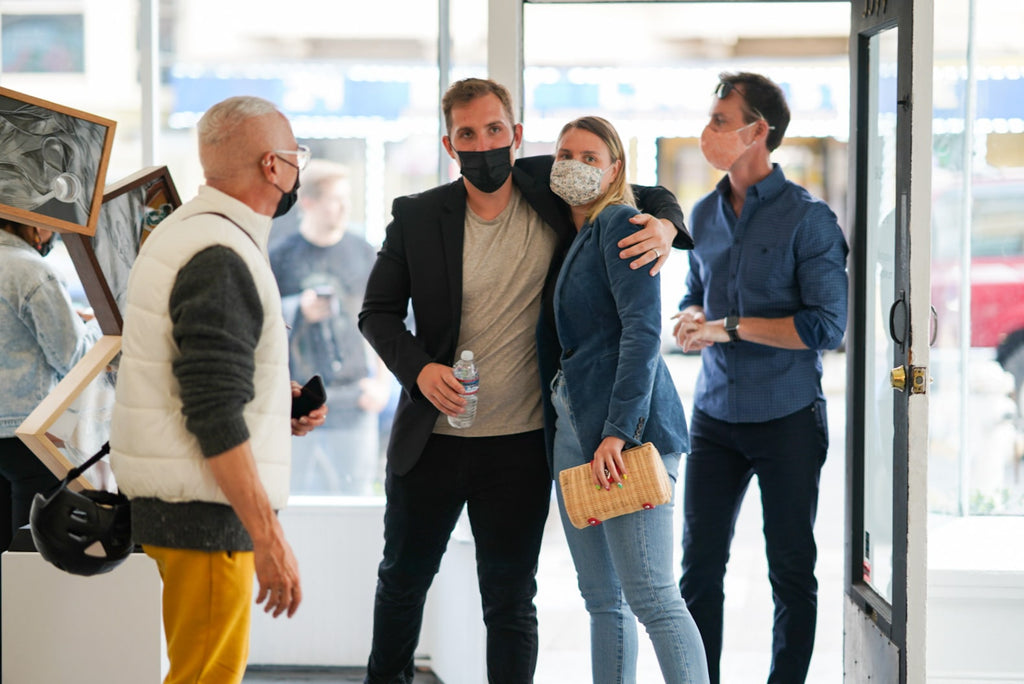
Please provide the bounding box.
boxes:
[434,186,558,437]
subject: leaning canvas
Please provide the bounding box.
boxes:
[62,166,182,334]
[0,86,115,236]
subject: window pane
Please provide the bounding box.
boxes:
[166,0,440,498]
[1,14,84,73]
[929,0,1024,517]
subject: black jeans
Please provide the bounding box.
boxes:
[0,437,60,551]
[680,402,828,684]
[365,430,550,684]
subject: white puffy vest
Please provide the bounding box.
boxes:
[110,186,291,508]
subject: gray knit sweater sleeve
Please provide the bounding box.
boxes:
[169,245,263,457]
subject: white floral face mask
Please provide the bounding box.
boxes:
[550,159,613,206]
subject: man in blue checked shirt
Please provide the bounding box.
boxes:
[673,71,848,684]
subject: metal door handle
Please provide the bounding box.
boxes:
[890,366,907,391]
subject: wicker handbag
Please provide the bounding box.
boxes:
[558,442,672,529]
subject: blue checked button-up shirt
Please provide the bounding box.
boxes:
[680,164,849,424]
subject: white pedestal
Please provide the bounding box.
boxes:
[2,548,164,683]
[928,516,1024,682]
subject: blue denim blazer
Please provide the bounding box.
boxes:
[553,203,689,462]
[0,231,99,436]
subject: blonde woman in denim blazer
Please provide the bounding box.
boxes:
[0,220,99,552]
[549,117,709,684]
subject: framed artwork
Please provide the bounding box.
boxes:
[0,86,115,236]
[63,166,182,334]
[16,336,121,491]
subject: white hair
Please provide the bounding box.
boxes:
[197,96,280,148]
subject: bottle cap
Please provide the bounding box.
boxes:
[461,350,474,361]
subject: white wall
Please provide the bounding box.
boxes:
[249,499,488,683]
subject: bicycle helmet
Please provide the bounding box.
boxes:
[29,445,133,576]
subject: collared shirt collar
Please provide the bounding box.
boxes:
[715,163,787,205]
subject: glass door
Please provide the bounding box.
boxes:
[846,0,933,682]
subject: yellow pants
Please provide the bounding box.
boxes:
[144,545,255,684]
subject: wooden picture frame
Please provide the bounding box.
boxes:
[0,86,116,236]
[63,166,182,334]
[15,336,122,491]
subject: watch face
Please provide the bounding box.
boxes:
[725,316,740,342]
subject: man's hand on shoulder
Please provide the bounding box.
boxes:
[617,215,676,276]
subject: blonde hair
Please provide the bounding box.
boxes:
[556,116,634,223]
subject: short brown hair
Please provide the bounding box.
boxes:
[441,78,516,136]
[718,71,790,152]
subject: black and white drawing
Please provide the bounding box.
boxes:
[0,86,115,236]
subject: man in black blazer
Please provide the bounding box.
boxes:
[358,78,691,684]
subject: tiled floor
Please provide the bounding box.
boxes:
[243,665,441,683]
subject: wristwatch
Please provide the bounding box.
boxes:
[724,315,741,343]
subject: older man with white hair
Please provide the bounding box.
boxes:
[111,95,326,684]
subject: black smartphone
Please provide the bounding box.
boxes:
[291,374,327,419]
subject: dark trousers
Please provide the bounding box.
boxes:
[365,430,551,684]
[0,437,60,551]
[680,402,827,684]
[0,436,60,673]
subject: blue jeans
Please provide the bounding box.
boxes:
[552,373,709,684]
[680,403,828,684]
[365,430,550,684]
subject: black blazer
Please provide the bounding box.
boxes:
[359,155,687,476]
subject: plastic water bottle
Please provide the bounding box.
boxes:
[448,350,479,429]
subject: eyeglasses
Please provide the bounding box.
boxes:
[714,81,775,130]
[272,144,311,171]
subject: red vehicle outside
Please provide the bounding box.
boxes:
[930,176,1024,397]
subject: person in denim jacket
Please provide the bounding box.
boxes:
[549,116,709,684]
[0,219,99,552]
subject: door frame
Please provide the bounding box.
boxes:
[845,0,932,681]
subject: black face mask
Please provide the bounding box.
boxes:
[273,174,301,218]
[456,145,513,194]
[37,234,56,257]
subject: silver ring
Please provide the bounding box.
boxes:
[652,248,661,259]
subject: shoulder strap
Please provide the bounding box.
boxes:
[196,211,261,251]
